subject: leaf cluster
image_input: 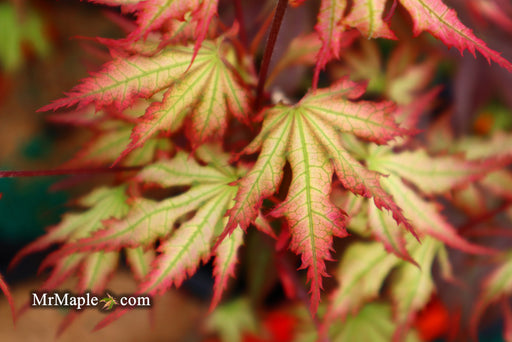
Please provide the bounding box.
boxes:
[4,0,512,341]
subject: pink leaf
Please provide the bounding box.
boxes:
[313,0,349,87]
[344,0,396,39]
[399,0,512,71]
[210,224,244,310]
[39,45,199,112]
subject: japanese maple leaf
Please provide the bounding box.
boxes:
[343,0,395,40]
[389,237,449,341]
[52,250,119,335]
[313,0,352,86]
[50,103,172,168]
[325,141,509,334]
[49,150,237,250]
[335,40,439,106]
[226,78,413,312]
[427,132,512,341]
[10,186,129,272]
[50,147,258,312]
[323,235,453,340]
[423,117,512,216]
[312,0,512,88]
[66,122,170,167]
[313,0,391,87]
[129,0,201,40]
[397,0,512,72]
[40,40,251,155]
[451,132,512,197]
[325,241,402,324]
[40,44,197,112]
[8,186,130,334]
[125,148,246,309]
[125,247,156,281]
[328,174,461,339]
[88,0,218,59]
[124,40,251,156]
[268,30,358,89]
[365,145,503,259]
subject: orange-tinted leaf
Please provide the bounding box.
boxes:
[372,149,504,195]
[344,0,395,39]
[380,174,494,255]
[11,186,129,269]
[59,149,239,256]
[124,40,250,157]
[140,188,235,295]
[63,184,226,253]
[40,45,199,112]
[125,247,155,280]
[399,0,512,71]
[211,222,244,310]
[227,79,411,312]
[368,201,415,263]
[79,252,119,292]
[313,0,349,86]
[65,123,170,168]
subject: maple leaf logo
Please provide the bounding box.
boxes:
[100,293,118,310]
